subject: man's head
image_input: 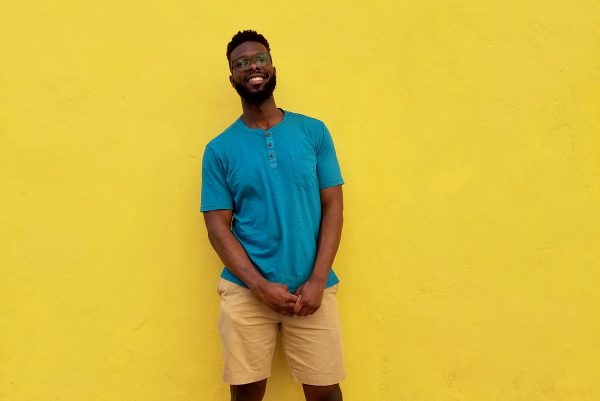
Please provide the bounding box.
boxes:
[226,30,276,105]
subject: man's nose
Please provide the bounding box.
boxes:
[247,59,259,70]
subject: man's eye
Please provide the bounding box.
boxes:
[234,59,248,69]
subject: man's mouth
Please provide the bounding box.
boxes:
[247,75,266,84]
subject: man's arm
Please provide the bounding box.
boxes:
[203,210,298,315]
[294,185,344,316]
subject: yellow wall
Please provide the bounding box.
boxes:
[1,1,599,400]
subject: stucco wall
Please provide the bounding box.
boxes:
[1,1,599,400]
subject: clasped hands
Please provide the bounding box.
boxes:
[250,279,324,317]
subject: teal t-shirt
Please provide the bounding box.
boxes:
[200,110,344,292]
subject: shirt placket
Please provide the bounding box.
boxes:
[265,131,277,168]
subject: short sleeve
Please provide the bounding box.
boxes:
[200,146,234,212]
[316,123,344,190]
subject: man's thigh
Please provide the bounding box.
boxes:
[280,284,346,386]
[217,279,280,385]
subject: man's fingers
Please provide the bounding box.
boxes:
[292,296,303,314]
[297,303,311,316]
[276,303,294,316]
[286,293,299,303]
[297,304,320,316]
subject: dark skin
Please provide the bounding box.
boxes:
[228,41,283,130]
[204,40,344,401]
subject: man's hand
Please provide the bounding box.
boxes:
[250,281,299,316]
[293,279,326,316]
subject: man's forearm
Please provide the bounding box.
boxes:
[206,224,267,289]
[206,219,299,315]
[310,202,343,284]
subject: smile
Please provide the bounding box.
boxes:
[248,76,265,84]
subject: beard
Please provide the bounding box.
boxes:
[234,72,277,105]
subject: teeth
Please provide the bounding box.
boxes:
[249,77,264,83]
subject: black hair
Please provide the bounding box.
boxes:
[226,30,271,62]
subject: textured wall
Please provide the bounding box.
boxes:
[1,1,599,400]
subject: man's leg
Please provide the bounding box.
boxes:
[302,384,343,401]
[230,379,268,401]
[280,285,346,388]
[217,280,279,395]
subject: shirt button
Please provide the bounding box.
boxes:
[267,143,272,147]
[265,132,271,137]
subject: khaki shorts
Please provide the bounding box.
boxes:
[217,278,346,386]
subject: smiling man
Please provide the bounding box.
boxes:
[200,30,346,401]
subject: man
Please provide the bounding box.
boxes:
[200,30,345,401]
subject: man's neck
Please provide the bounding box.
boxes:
[240,97,283,130]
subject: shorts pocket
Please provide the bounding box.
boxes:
[327,284,339,295]
[217,279,226,296]
[292,155,317,189]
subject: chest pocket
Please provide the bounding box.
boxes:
[292,155,318,189]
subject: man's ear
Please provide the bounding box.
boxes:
[229,75,235,88]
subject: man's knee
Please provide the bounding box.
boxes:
[230,379,267,401]
[302,383,343,401]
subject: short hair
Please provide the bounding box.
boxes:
[226,30,271,62]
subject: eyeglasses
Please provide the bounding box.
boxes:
[231,53,271,71]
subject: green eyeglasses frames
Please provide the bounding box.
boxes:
[231,53,272,71]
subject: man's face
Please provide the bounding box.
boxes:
[229,41,276,105]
